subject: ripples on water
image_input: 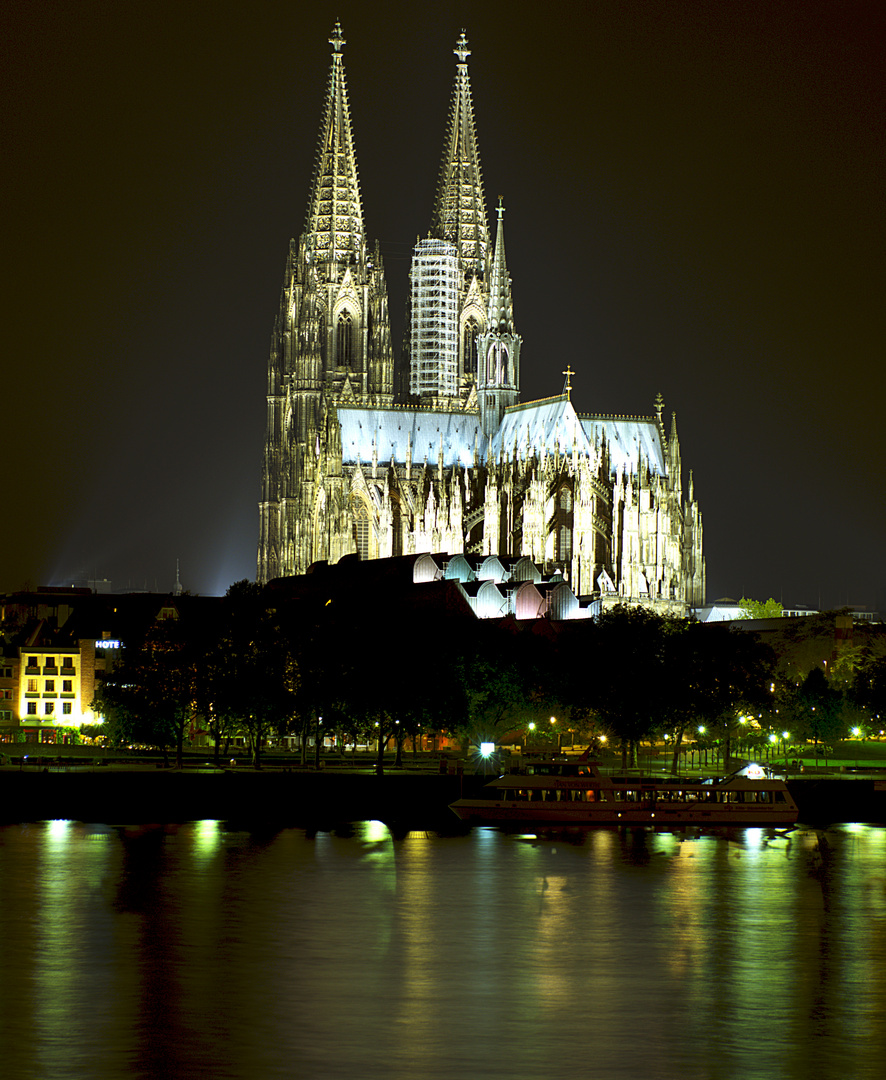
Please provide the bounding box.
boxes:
[0,821,884,1080]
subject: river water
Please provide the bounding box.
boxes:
[1,820,884,1080]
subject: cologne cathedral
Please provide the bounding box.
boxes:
[257,24,705,614]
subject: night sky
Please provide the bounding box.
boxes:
[5,1,884,609]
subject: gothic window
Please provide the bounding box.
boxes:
[554,483,574,564]
[354,504,371,560]
[463,321,480,378]
[336,311,354,368]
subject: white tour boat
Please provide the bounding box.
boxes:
[450,760,799,826]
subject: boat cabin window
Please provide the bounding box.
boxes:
[524,762,591,777]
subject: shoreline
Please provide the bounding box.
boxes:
[1,768,884,829]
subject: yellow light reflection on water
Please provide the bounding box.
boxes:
[361,819,391,845]
[46,819,72,848]
[193,819,222,858]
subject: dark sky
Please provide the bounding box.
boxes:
[5,0,884,608]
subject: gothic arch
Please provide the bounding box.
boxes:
[348,494,374,561]
[461,316,481,379]
[335,308,356,370]
[553,481,574,564]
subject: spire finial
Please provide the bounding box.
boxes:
[455,31,470,64]
[654,391,664,421]
[497,196,504,221]
[562,365,575,399]
[330,21,345,54]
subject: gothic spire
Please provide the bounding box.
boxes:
[304,22,365,272]
[431,31,488,278]
[486,198,514,333]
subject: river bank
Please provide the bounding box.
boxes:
[1,766,884,828]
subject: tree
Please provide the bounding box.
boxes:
[738,597,783,619]
[208,581,297,768]
[850,654,886,735]
[682,624,776,772]
[796,666,844,763]
[583,605,675,769]
[94,616,202,767]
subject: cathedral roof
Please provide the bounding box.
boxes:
[579,416,666,476]
[431,32,488,277]
[303,22,365,270]
[339,407,481,469]
[338,396,667,476]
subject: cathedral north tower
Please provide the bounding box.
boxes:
[257,23,394,584]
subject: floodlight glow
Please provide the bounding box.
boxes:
[782,731,790,739]
[852,727,861,737]
[528,722,535,731]
[769,734,777,743]
[480,742,495,758]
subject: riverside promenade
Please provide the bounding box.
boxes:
[1,751,884,828]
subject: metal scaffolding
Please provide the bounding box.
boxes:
[409,238,460,399]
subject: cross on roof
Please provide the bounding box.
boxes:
[562,365,575,398]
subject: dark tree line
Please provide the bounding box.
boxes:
[94,586,885,770]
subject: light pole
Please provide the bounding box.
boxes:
[550,716,562,752]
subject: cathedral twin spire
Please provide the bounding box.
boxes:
[304,21,364,275]
[304,24,489,284]
[431,31,489,279]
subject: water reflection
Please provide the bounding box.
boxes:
[0,823,884,1079]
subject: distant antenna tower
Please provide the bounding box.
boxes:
[174,559,183,597]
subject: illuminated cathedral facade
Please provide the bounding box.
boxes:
[257,25,705,613]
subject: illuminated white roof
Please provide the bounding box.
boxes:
[337,397,667,477]
[338,407,480,468]
[580,417,666,476]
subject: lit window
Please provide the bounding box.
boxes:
[27,679,38,693]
